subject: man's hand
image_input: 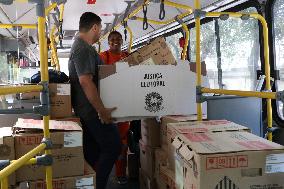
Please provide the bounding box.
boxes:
[98,107,117,124]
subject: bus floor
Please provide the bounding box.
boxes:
[106,168,140,189]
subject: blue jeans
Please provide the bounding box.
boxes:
[80,115,121,189]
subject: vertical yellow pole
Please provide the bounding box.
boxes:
[1,177,8,189]
[181,23,189,61]
[126,26,133,53]
[255,15,272,141]
[195,0,202,121]
[38,13,53,189]
[50,26,60,71]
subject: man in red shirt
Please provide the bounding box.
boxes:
[100,31,129,185]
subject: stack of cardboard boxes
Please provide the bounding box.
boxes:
[154,117,284,189]
[0,82,97,188]
[12,119,96,189]
[139,118,160,189]
[0,127,16,187]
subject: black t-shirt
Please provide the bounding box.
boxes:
[68,37,103,120]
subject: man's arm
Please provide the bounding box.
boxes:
[79,74,116,124]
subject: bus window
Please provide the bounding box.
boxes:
[165,32,183,60]
[273,0,284,119]
[190,7,260,91]
[190,21,218,89]
[0,53,9,84]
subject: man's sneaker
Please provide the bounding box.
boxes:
[117,176,128,185]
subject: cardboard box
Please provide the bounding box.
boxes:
[154,149,168,176]
[19,174,96,189]
[49,83,72,119]
[139,140,156,178]
[173,131,284,189]
[139,169,157,189]
[161,115,207,150]
[122,37,176,65]
[19,84,72,119]
[154,148,168,187]
[99,62,208,121]
[141,118,160,147]
[158,165,181,189]
[20,91,40,100]
[13,119,84,182]
[167,120,250,171]
[0,127,16,186]
[127,153,139,179]
[84,161,95,175]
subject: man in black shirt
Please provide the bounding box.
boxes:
[68,12,121,189]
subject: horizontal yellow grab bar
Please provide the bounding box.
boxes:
[0,143,46,180]
[201,88,276,99]
[0,85,43,96]
[0,24,37,29]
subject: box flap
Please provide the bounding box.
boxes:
[168,120,250,133]
[0,127,13,144]
[176,131,284,155]
[14,118,82,132]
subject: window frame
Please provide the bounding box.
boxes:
[267,0,284,126]
[187,0,263,90]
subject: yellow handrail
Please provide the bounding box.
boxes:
[0,1,53,189]
[0,24,36,29]
[202,88,276,99]
[45,3,57,16]
[38,11,53,188]
[0,177,8,189]
[195,0,203,121]
[59,4,64,21]
[50,26,60,71]
[0,85,43,96]
[0,143,46,179]
[181,23,189,61]
[126,26,133,53]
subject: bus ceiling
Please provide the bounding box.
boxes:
[0,0,249,54]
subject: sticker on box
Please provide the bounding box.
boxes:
[64,132,82,147]
[57,84,70,95]
[76,176,94,186]
[266,153,284,173]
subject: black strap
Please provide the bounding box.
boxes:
[143,4,148,30]
[159,0,165,20]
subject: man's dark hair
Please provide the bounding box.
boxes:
[108,31,123,41]
[79,12,102,32]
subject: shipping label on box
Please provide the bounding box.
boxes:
[173,131,284,189]
[99,62,208,121]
